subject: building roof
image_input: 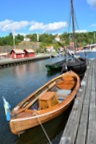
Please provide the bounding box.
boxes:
[46,46,54,49]
[0,53,8,56]
[11,49,24,54]
[24,49,34,53]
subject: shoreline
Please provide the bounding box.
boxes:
[0,54,51,68]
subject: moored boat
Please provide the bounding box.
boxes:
[8,71,80,135]
[45,56,87,80]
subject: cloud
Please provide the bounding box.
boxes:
[29,22,44,30]
[75,30,87,33]
[87,0,96,8]
[0,19,29,31]
[0,19,67,34]
[44,21,67,33]
[29,21,67,33]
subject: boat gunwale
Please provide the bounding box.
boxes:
[10,71,80,122]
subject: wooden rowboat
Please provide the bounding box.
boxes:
[10,71,80,135]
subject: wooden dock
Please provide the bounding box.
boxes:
[59,59,96,144]
[0,54,50,68]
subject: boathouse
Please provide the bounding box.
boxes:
[24,49,35,58]
[10,49,24,59]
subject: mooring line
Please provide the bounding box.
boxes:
[35,112,52,144]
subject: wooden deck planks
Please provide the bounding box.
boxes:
[86,60,96,144]
[76,61,92,144]
[59,59,96,144]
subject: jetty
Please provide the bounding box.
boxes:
[0,54,50,68]
[59,59,96,144]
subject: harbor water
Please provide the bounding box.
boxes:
[0,56,65,144]
[0,52,96,144]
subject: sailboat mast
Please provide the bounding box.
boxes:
[70,0,76,53]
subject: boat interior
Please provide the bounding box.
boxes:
[34,76,76,110]
[11,74,77,118]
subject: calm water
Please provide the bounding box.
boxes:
[0,56,65,144]
[0,52,96,144]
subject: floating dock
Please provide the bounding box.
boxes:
[59,59,96,144]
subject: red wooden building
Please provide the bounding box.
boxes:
[24,49,35,58]
[10,49,24,59]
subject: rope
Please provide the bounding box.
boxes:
[35,112,52,144]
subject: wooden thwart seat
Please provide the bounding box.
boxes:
[38,91,58,110]
[56,89,71,102]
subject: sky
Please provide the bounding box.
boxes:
[0,0,96,37]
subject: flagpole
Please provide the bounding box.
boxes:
[13,36,15,49]
[37,34,39,53]
[12,29,15,49]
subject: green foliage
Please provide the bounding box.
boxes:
[0,33,24,46]
[0,31,96,49]
[26,34,37,41]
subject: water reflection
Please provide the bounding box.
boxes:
[0,57,64,144]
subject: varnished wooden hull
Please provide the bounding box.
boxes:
[10,101,70,134]
[16,104,72,144]
[10,71,80,135]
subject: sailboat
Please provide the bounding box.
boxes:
[45,0,87,80]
